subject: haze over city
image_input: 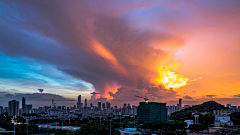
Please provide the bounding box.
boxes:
[1,0,240,108]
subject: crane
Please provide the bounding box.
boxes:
[135,95,148,103]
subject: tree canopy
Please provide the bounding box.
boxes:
[170,101,226,121]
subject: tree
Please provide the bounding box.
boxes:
[230,112,240,125]
[170,101,226,121]
[188,124,204,132]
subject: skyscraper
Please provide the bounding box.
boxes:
[22,97,25,113]
[107,102,111,109]
[179,98,182,109]
[25,104,32,113]
[102,103,105,109]
[78,95,81,109]
[98,101,101,110]
[137,102,167,123]
[52,99,54,109]
[0,106,3,114]
[85,99,87,107]
[8,100,19,116]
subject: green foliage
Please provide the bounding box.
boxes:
[78,122,120,135]
[230,112,240,125]
[170,101,226,121]
[188,124,205,132]
[139,121,187,134]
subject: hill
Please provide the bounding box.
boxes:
[170,101,226,121]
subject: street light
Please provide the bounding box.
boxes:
[109,119,112,135]
[25,119,29,135]
[11,116,20,135]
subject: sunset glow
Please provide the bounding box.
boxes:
[155,68,189,90]
[1,1,240,107]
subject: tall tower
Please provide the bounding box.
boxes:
[102,103,105,109]
[85,99,87,107]
[98,101,101,110]
[179,98,182,109]
[78,95,81,108]
[52,99,54,109]
[8,100,19,116]
[22,97,25,113]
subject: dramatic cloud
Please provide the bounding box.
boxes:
[90,92,100,95]
[205,95,217,98]
[1,1,240,107]
[183,95,193,99]
[234,94,240,98]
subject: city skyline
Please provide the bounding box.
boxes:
[1,1,240,107]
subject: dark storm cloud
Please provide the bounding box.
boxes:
[90,92,100,94]
[4,94,14,97]
[2,0,239,106]
[0,0,183,101]
[183,95,193,99]
[117,87,126,91]
[10,89,19,92]
[0,91,76,107]
[233,94,240,98]
[205,95,216,98]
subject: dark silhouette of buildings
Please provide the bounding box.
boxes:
[8,100,19,116]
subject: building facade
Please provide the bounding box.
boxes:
[0,106,3,114]
[8,100,19,116]
[22,97,25,113]
[137,102,167,123]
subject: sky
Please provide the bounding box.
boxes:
[1,0,240,108]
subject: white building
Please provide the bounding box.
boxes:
[184,120,194,128]
[214,116,233,126]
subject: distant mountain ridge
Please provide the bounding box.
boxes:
[170,101,227,121]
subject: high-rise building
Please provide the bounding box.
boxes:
[179,98,182,109]
[127,104,132,114]
[124,103,127,108]
[52,99,54,109]
[57,106,61,110]
[137,102,167,123]
[98,101,101,110]
[173,104,176,112]
[78,95,81,108]
[227,104,231,108]
[102,103,105,109]
[85,99,87,107]
[90,103,93,107]
[4,107,8,113]
[25,104,32,113]
[54,103,56,109]
[8,100,19,116]
[0,106,3,114]
[19,109,22,116]
[107,102,111,108]
[22,97,25,113]
[62,106,66,111]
